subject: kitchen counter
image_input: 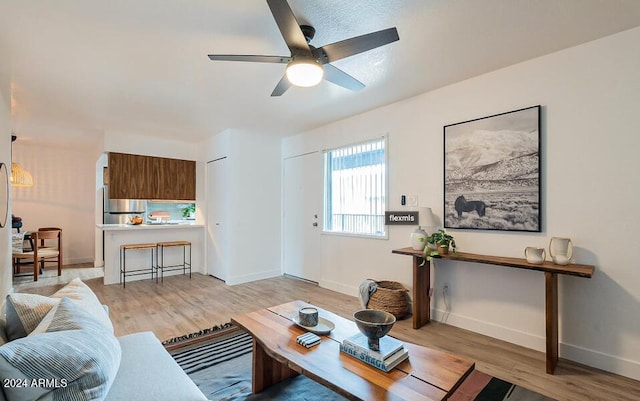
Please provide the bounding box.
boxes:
[98,223,204,231]
[97,223,205,285]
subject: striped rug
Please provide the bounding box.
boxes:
[169,327,253,375]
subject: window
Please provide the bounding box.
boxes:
[323,137,386,237]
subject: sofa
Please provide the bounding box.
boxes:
[0,279,208,401]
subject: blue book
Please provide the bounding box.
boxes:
[343,333,404,360]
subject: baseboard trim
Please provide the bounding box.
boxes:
[226,269,281,286]
[432,308,546,351]
[561,342,640,381]
[433,308,640,381]
[64,257,94,266]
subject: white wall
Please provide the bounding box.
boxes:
[103,130,198,161]
[282,27,640,379]
[0,67,12,298]
[202,129,281,285]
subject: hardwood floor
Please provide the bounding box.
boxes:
[19,272,640,401]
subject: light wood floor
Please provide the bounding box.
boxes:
[20,273,640,401]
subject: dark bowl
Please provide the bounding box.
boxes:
[353,309,396,351]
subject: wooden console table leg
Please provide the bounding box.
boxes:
[252,339,297,393]
[545,272,559,374]
[413,256,430,329]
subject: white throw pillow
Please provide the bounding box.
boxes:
[47,278,113,334]
[4,293,58,341]
[4,278,113,341]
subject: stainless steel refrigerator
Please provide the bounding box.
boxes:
[103,187,146,224]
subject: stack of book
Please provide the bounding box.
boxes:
[339,333,409,372]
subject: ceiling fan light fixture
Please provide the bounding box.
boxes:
[285,59,324,87]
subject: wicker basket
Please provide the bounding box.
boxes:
[367,280,410,319]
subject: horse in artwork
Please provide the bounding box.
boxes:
[454,195,487,217]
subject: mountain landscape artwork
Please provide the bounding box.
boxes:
[443,106,541,232]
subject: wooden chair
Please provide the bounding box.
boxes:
[12,229,62,281]
[37,227,63,272]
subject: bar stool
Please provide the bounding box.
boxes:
[120,243,157,288]
[156,241,192,282]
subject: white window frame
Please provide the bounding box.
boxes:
[322,135,388,239]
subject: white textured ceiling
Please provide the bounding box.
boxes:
[2,0,640,148]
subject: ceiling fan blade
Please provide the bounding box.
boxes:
[318,27,399,63]
[323,64,365,92]
[266,0,312,56]
[271,74,292,96]
[208,54,291,63]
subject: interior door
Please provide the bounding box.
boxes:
[206,157,229,281]
[283,152,322,282]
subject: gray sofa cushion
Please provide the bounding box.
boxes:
[104,332,207,401]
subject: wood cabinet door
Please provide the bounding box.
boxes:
[173,159,196,200]
[109,152,196,200]
[153,157,195,200]
[108,152,154,199]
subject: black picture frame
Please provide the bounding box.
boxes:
[443,105,541,232]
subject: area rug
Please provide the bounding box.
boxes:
[166,325,555,401]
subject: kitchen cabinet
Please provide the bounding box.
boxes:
[108,152,195,200]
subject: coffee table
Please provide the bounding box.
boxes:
[231,300,474,401]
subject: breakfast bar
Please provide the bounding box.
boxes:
[98,223,204,285]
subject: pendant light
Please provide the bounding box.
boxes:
[10,135,33,187]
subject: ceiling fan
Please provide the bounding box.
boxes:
[208,0,399,96]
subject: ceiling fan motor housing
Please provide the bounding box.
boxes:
[300,25,316,43]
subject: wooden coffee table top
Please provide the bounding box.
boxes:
[231,300,474,401]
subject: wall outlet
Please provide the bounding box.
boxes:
[406,195,418,206]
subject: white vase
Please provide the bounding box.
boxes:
[525,247,546,264]
[549,237,573,265]
[410,227,428,251]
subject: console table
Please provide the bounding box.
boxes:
[392,247,595,374]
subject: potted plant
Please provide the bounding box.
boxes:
[181,204,196,219]
[426,229,456,255]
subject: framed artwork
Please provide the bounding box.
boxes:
[443,105,541,232]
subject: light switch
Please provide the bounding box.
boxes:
[407,195,418,206]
